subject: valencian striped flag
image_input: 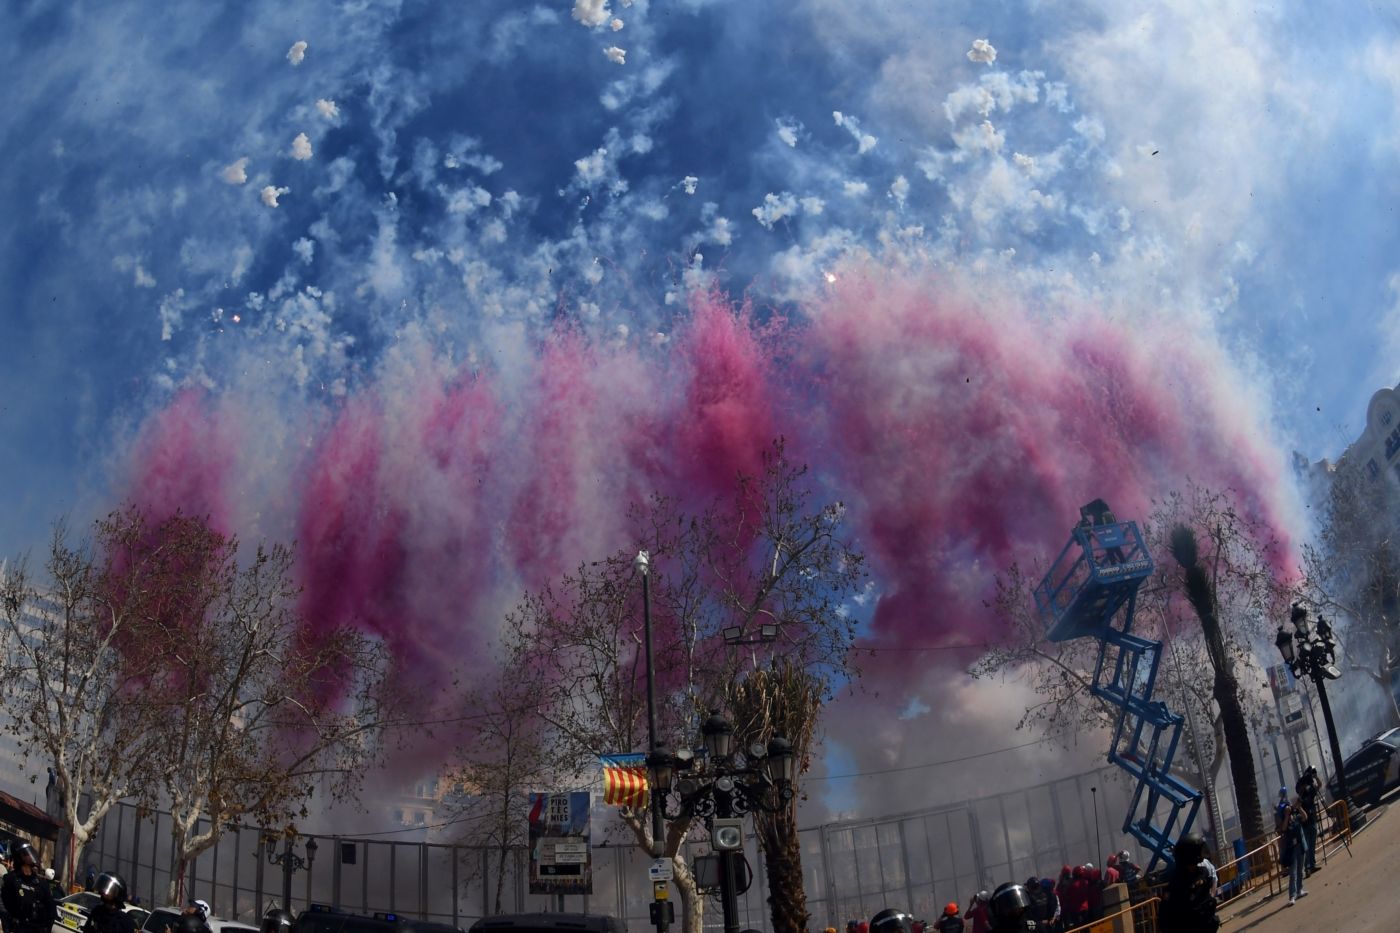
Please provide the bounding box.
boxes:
[600,753,649,808]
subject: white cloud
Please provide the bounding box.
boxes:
[611,18,624,31]
[752,191,799,229]
[706,215,733,246]
[260,185,290,207]
[572,0,611,29]
[943,71,1042,123]
[221,157,249,185]
[158,288,186,341]
[574,148,610,185]
[605,46,626,65]
[842,180,869,198]
[800,196,825,215]
[446,186,492,214]
[889,175,910,208]
[681,175,698,195]
[776,117,802,147]
[832,110,878,153]
[135,264,156,288]
[287,41,308,66]
[315,98,340,119]
[293,238,315,264]
[967,38,997,65]
[290,133,313,161]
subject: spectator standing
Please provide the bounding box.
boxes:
[963,892,990,933]
[932,904,964,933]
[1296,766,1322,875]
[1280,796,1308,905]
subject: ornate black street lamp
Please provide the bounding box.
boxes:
[262,832,317,911]
[1276,604,1363,826]
[650,713,796,933]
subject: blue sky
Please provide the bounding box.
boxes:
[5,0,1400,560]
[5,0,1400,816]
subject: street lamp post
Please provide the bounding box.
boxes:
[636,552,670,933]
[1276,604,1363,827]
[649,714,796,933]
[263,833,317,911]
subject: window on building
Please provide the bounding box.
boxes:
[1386,425,1400,460]
[1368,458,1381,479]
[414,811,427,825]
[1385,409,1394,426]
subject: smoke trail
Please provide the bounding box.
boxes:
[118,262,1299,782]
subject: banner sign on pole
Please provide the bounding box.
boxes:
[528,791,593,895]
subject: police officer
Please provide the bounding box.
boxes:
[173,913,211,933]
[1157,835,1219,933]
[0,843,56,933]
[81,874,136,933]
[870,909,914,933]
[260,908,295,933]
[987,883,1035,932]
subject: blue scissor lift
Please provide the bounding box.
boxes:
[1033,506,1202,872]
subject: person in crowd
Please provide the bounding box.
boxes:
[173,913,210,933]
[1086,865,1103,920]
[846,920,858,933]
[932,903,963,933]
[1157,834,1218,932]
[81,874,136,933]
[870,908,913,933]
[1115,850,1141,885]
[1279,794,1308,905]
[986,883,1034,933]
[1038,878,1060,932]
[183,900,211,922]
[259,909,294,933]
[1103,855,1120,887]
[1023,877,1047,925]
[1066,866,1090,928]
[858,920,870,933]
[1,843,55,933]
[1296,765,1322,875]
[962,891,990,933]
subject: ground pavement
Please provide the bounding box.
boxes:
[1216,793,1399,933]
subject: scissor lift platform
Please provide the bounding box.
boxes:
[1035,508,1202,871]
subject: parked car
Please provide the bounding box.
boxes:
[468,914,625,933]
[293,906,462,933]
[1328,726,1400,808]
[141,907,257,933]
[52,893,148,933]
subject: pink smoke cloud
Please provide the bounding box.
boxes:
[117,265,1299,782]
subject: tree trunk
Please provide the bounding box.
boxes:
[1169,526,1266,849]
[622,812,703,933]
[756,806,808,933]
[672,855,704,933]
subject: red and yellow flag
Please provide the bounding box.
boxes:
[600,753,649,808]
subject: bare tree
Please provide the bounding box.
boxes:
[443,668,554,915]
[113,513,392,905]
[502,442,865,933]
[0,512,167,884]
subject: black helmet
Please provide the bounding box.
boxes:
[261,909,295,933]
[174,916,211,933]
[869,909,913,933]
[990,883,1031,926]
[1172,832,1206,866]
[94,872,127,905]
[12,842,38,869]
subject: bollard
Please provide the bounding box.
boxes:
[1100,883,1133,933]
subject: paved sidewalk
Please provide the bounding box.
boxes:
[1217,799,1395,932]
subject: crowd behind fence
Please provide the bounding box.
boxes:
[83,766,1165,931]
